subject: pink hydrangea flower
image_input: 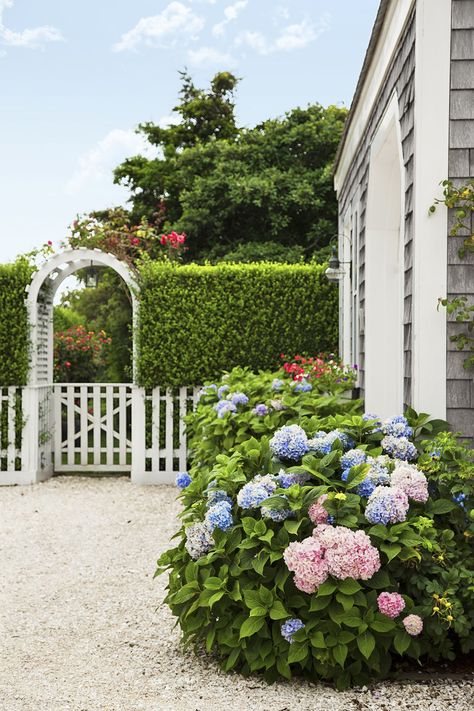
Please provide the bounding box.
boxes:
[391,462,429,503]
[377,591,406,618]
[308,494,330,525]
[313,525,381,581]
[284,525,380,593]
[283,538,329,594]
[403,614,423,636]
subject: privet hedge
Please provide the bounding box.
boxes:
[0,260,32,385]
[0,260,337,387]
[137,262,338,387]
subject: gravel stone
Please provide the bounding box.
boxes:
[0,476,472,711]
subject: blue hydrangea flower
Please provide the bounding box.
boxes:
[205,500,233,532]
[308,429,354,455]
[362,412,382,432]
[382,415,413,439]
[214,400,237,418]
[269,424,309,461]
[237,475,277,509]
[207,489,233,507]
[229,392,249,406]
[276,470,309,489]
[453,492,466,509]
[272,378,285,391]
[292,378,312,393]
[365,485,409,525]
[217,384,230,399]
[261,497,292,521]
[281,618,305,644]
[430,448,442,458]
[366,455,392,485]
[253,403,269,416]
[382,435,417,461]
[356,477,377,497]
[197,384,217,400]
[341,468,351,482]
[176,471,192,489]
[340,448,367,470]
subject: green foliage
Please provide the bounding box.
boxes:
[0,259,32,385]
[60,272,133,382]
[114,71,347,261]
[218,241,305,264]
[53,305,83,333]
[187,367,360,469]
[157,372,474,688]
[136,262,338,387]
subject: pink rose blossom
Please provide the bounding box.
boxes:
[377,591,406,618]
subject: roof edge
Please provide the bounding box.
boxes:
[333,0,391,175]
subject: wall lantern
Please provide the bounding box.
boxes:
[325,246,348,282]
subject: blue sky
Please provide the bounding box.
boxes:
[0,0,380,262]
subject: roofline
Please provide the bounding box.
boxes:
[334,0,391,173]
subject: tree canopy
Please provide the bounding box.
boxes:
[114,71,347,261]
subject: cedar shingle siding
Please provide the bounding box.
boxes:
[447,0,474,436]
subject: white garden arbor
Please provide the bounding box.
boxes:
[1,248,197,486]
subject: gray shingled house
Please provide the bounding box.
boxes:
[333,0,474,437]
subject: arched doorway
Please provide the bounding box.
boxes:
[364,95,405,418]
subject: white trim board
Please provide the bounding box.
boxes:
[411,0,450,419]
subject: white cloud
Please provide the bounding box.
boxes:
[235,30,269,54]
[212,0,247,37]
[114,2,205,52]
[236,14,330,56]
[0,0,64,49]
[188,45,235,66]
[66,128,160,195]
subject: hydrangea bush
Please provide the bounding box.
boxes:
[186,366,359,470]
[158,379,474,690]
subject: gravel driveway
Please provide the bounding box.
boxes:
[0,476,472,711]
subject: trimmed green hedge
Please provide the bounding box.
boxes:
[0,260,32,385]
[137,262,338,386]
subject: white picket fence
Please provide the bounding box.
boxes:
[0,383,199,485]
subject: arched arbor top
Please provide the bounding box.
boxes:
[26,247,138,385]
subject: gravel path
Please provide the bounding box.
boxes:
[0,476,472,711]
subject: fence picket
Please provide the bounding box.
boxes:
[2,382,199,484]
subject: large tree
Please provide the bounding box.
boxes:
[114,71,347,261]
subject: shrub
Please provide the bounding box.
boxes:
[137,262,338,387]
[187,365,359,470]
[0,259,32,385]
[53,325,112,382]
[157,374,474,689]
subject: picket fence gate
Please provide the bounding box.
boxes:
[0,383,200,486]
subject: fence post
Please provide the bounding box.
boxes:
[131,385,147,484]
[21,386,40,484]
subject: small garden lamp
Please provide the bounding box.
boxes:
[85,262,99,289]
[325,246,347,282]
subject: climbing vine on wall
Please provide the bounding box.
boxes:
[431,180,474,369]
